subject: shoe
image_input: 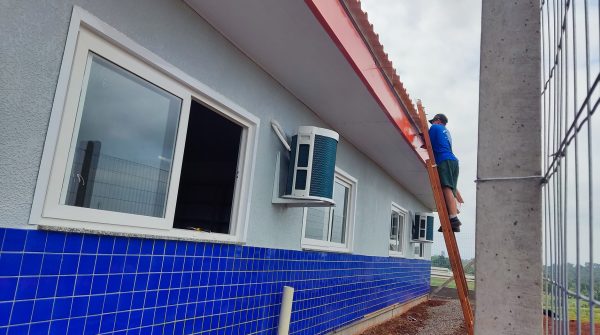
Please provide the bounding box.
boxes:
[450,217,461,232]
[438,225,461,232]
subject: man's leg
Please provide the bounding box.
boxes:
[442,187,458,216]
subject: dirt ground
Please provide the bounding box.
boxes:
[359,299,467,335]
[543,317,600,335]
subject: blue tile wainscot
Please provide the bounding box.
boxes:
[0,228,430,335]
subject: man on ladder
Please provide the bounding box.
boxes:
[427,113,462,233]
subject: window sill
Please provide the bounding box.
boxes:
[37,221,245,245]
[389,251,405,258]
[301,239,351,253]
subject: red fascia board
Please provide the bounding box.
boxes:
[305,0,427,164]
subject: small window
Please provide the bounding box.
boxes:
[413,242,425,258]
[389,203,407,257]
[32,19,258,242]
[301,168,356,252]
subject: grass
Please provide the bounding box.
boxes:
[544,294,600,323]
[430,276,475,290]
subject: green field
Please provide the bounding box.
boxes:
[544,294,600,323]
[430,276,475,290]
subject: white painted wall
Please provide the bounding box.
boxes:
[0,0,431,258]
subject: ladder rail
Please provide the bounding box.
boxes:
[416,101,474,335]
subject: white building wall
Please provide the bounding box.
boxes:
[0,0,431,258]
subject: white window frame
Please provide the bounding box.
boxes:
[301,167,357,253]
[389,202,407,257]
[413,242,425,259]
[29,7,259,243]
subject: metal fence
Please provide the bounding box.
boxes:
[541,0,600,333]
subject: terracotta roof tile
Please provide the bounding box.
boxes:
[344,0,423,132]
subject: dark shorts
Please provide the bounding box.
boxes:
[437,159,459,195]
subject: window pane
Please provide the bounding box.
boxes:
[330,181,348,243]
[63,54,182,218]
[390,213,399,251]
[398,214,404,251]
[305,207,329,240]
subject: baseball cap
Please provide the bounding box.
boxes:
[428,113,448,124]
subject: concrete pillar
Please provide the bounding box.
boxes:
[476,1,542,334]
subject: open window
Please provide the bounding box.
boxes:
[389,203,407,257]
[173,101,242,234]
[301,168,356,252]
[30,15,258,243]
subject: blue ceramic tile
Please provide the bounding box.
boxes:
[2,229,27,252]
[24,232,47,252]
[91,275,108,294]
[154,306,166,323]
[0,303,11,326]
[150,255,164,273]
[165,240,176,255]
[99,312,116,333]
[30,321,50,334]
[51,297,72,319]
[117,293,132,312]
[146,274,159,290]
[141,309,154,327]
[88,295,104,315]
[66,317,85,335]
[81,235,99,254]
[133,274,148,291]
[83,315,100,335]
[11,300,34,324]
[113,237,128,254]
[102,293,118,313]
[0,254,22,277]
[63,234,83,253]
[153,240,165,255]
[123,256,138,273]
[19,253,43,276]
[94,255,111,274]
[109,255,125,273]
[0,278,17,301]
[56,276,75,297]
[120,274,135,292]
[60,254,79,275]
[7,325,27,335]
[97,236,115,254]
[30,299,53,322]
[140,239,154,254]
[106,274,122,293]
[156,290,168,306]
[144,291,157,308]
[137,256,150,273]
[40,254,61,275]
[114,312,129,331]
[77,255,95,274]
[15,277,39,300]
[49,319,68,335]
[159,274,171,289]
[126,238,142,255]
[73,275,92,295]
[44,232,66,253]
[70,296,89,318]
[129,310,142,328]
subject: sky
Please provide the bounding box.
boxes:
[360,0,482,259]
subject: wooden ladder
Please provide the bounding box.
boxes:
[416,101,474,335]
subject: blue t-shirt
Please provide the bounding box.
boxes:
[429,124,458,164]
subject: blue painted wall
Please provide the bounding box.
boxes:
[0,228,430,335]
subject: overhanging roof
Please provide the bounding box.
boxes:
[185,0,434,209]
